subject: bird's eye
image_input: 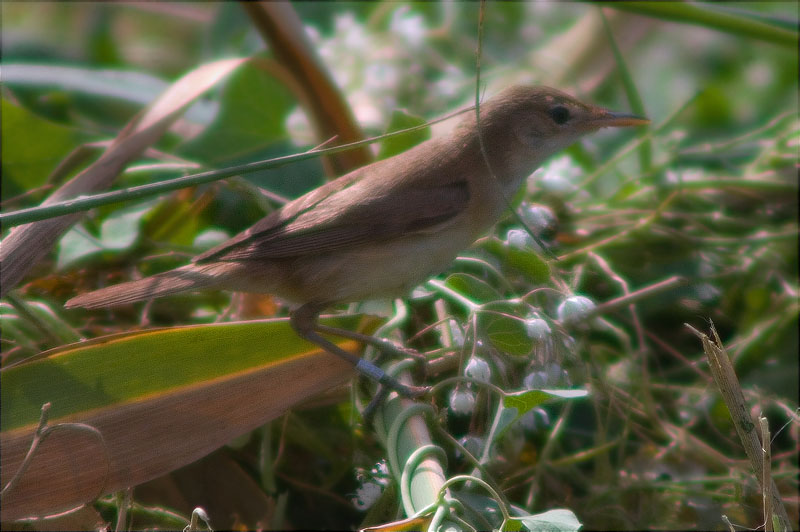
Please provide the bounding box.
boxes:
[549,105,570,125]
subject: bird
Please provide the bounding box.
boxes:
[66,85,648,400]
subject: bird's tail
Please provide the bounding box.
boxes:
[65,263,229,309]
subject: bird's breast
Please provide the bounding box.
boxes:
[284,220,475,305]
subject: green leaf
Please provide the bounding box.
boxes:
[2,64,216,124]
[514,509,582,532]
[488,404,521,443]
[56,202,155,269]
[610,182,640,202]
[599,2,798,48]
[1,315,365,432]
[484,238,551,284]
[503,517,525,532]
[491,389,589,441]
[480,312,533,356]
[503,388,589,416]
[1,98,84,198]
[98,202,154,249]
[193,228,230,249]
[56,226,105,270]
[1,315,373,520]
[377,110,431,160]
[179,63,294,164]
[444,273,502,304]
[142,196,202,246]
[506,247,551,284]
[15,300,82,346]
[0,301,82,360]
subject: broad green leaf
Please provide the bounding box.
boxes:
[2,64,216,125]
[514,509,582,532]
[487,405,521,447]
[377,110,431,160]
[2,315,364,431]
[179,62,294,164]
[490,389,589,442]
[55,225,103,270]
[506,247,551,284]
[98,202,154,249]
[503,388,589,415]
[1,98,84,198]
[56,202,156,268]
[484,238,551,284]
[141,195,202,246]
[1,57,250,298]
[444,273,502,304]
[193,228,230,249]
[503,518,525,532]
[479,312,533,356]
[0,302,70,358]
[0,315,373,520]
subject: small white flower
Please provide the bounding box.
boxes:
[557,295,596,324]
[520,204,557,234]
[464,356,491,383]
[505,228,535,250]
[449,387,476,415]
[525,317,552,341]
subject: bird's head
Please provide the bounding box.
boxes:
[477,85,649,163]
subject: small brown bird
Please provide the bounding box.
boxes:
[66,85,648,397]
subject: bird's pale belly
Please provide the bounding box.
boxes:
[281,226,474,305]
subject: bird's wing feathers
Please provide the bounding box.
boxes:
[195,164,469,263]
[194,170,365,263]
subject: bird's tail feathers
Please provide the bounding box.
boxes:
[65,264,227,309]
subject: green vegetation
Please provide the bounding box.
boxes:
[2,3,797,530]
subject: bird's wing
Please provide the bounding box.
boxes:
[195,158,470,263]
[194,169,364,262]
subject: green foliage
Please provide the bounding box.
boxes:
[480,310,534,357]
[57,201,157,268]
[445,273,502,305]
[377,110,431,160]
[179,63,295,164]
[1,316,362,432]
[1,98,85,198]
[511,509,583,532]
[1,2,797,531]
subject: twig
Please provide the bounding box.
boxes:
[685,322,791,531]
[1,403,53,499]
[0,403,111,507]
[114,488,133,532]
[0,107,473,227]
[586,275,688,319]
[760,416,773,532]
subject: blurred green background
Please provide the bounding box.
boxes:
[2,2,798,531]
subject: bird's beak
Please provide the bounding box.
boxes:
[591,108,650,128]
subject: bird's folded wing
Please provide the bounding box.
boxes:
[193,170,363,263]
[195,171,469,263]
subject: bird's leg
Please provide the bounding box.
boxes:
[361,385,392,424]
[290,304,429,400]
[313,323,428,381]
